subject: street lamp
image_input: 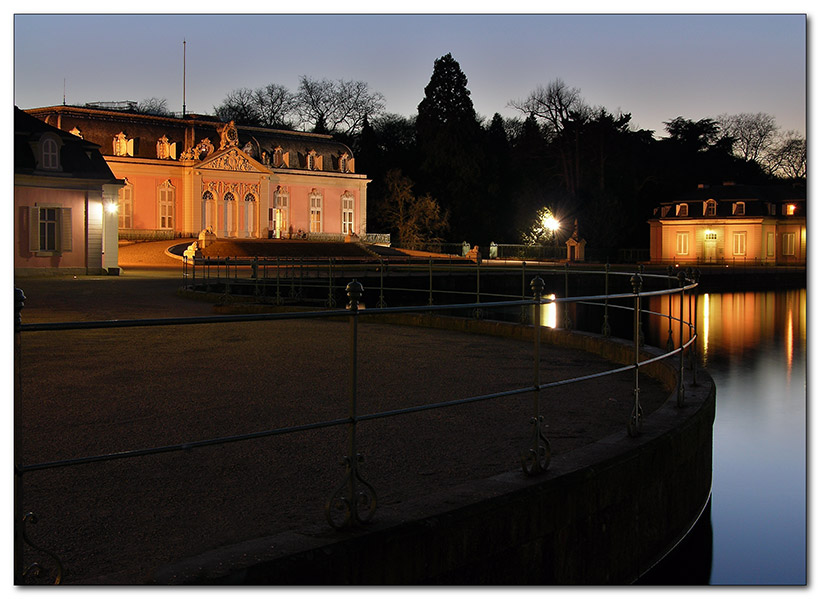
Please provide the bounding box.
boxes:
[541,211,561,257]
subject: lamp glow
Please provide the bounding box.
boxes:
[105,202,118,214]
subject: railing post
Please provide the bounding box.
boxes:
[686,268,694,376]
[602,263,611,337]
[519,261,528,324]
[691,269,700,386]
[378,258,386,308]
[666,265,675,351]
[522,276,550,474]
[628,273,643,437]
[252,257,260,297]
[474,258,482,319]
[563,263,572,329]
[428,258,434,306]
[677,270,687,407]
[326,258,336,308]
[326,281,377,529]
[14,288,62,584]
[14,288,24,583]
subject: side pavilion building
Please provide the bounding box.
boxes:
[648,182,806,266]
[25,105,370,242]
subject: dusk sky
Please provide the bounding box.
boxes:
[12,11,807,139]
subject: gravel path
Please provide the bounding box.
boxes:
[14,242,670,584]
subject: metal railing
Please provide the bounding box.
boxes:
[13,266,700,584]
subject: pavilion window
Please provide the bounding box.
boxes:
[676,231,689,255]
[310,192,323,233]
[158,182,175,229]
[118,183,133,229]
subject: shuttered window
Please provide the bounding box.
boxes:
[29,206,72,254]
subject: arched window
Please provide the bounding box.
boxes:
[158,180,175,230]
[705,200,717,216]
[244,193,256,236]
[202,190,215,230]
[341,192,355,235]
[223,192,236,236]
[41,137,59,170]
[309,190,323,233]
[274,187,290,236]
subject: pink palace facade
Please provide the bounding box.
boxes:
[26,105,370,243]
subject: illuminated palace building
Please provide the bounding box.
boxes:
[25,104,369,243]
[648,182,806,265]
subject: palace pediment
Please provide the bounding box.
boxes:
[198,146,267,174]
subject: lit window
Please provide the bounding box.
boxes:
[273,146,286,168]
[274,187,289,233]
[733,232,747,256]
[158,181,175,229]
[118,182,133,229]
[733,202,745,216]
[785,204,797,216]
[310,191,323,232]
[677,204,688,217]
[705,200,716,216]
[704,231,718,241]
[113,132,134,157]
[767,232,775,256]
[41,137,59,170]
[783,233,796,256]
[341,192,355,234]
[676,231,689,255]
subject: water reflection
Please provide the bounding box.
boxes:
[644,289,806,585]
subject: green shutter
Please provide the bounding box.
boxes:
[29,207,39,252]
[59,207,72,252]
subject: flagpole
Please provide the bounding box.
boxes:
[182,39,187,118]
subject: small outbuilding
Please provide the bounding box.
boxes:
[14,107,123,276]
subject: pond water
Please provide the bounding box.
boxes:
[644,288,807,585]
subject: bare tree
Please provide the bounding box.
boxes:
[763,131,806,179]
[717,112,779,163]
[136,97,171,116]
[214,88,261,125]
[296,76,385,135]
[509,79,585,138]
[253,84,297,129]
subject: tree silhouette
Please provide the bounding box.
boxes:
[416,53,487,242]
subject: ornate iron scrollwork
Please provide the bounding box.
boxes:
[20,512,62,585]
[325,454,377,529]
[522,416,551,474]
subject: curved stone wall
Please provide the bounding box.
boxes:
[154,321,715,584]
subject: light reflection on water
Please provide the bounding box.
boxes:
[646,289,807,585]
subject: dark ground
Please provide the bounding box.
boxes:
[13,241,670,584]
